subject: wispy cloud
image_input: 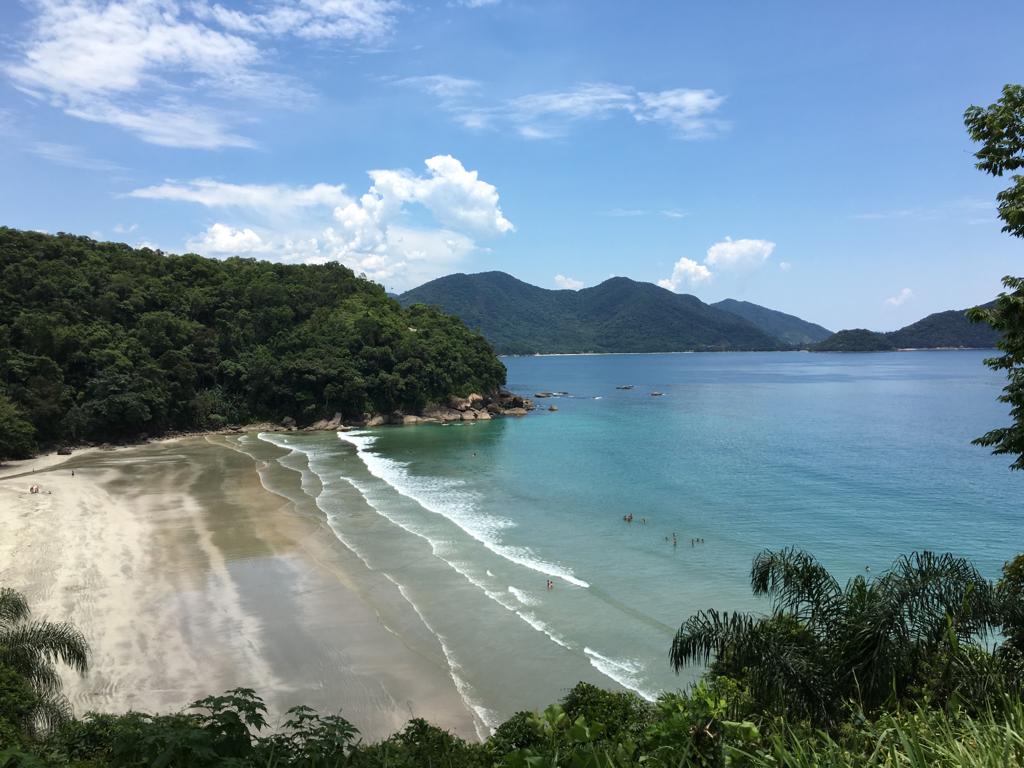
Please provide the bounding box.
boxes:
[398,77,728,140]
[28,141,125,172]
[603,207,688,219]
[6,0,403,149]
[852,198,995,222]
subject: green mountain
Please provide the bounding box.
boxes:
[0,228,505,454]
[815,305,1000,351]
[399,272,787,353]
[712,298,833,345]
[888,306,1000,348]
[814,329,896,352]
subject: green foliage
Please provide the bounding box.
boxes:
[965,84,1024,239]
[967,278,1024,469]
[559,683,651,742]
[670,549,1005,727]
[964,85,1024,470]
[0,228,506,450]
[0,393,35,462]
[0,588,88,737]
[999,555,1024,653]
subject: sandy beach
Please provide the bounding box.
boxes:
[0,437,478,740]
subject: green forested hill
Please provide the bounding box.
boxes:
[814,305,1000,351]
[0,228,505,457]
[888,305,1000,348]
[712,298,833,345]
[399,272,785,353]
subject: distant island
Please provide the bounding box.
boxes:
[814,305,999,352]
[0,228,508,459]
[398,271,831,354]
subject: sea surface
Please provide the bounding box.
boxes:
[225,350,1023,733]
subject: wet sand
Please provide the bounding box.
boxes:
[0,437,478,740]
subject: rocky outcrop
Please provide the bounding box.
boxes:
[297,387,536,430]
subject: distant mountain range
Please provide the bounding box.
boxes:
[398,272,830,354]
[814,305,1000,352]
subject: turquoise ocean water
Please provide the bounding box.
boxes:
[225,350,1022,734]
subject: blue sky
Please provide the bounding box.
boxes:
[1,0,1022,331]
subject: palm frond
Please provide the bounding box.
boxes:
[670,610,760,670]
[750,548,842,626]
[0,587,31,627]
[0,619,90,675]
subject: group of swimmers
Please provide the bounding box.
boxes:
[622,513,647,524]
[28,484,50,495]
[546,579,554,590]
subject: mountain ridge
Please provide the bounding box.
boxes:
[399,271,820,354]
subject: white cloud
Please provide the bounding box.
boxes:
[192,0,401,40]
[6,0,400,148]
[554,274,584,290]
[28,141,125,172]
[704,237,775,269]
[603,207,687,219]
[634,88,727,138]
[395,78,728,140]
[885,288,914,307]
[394,75,480,102]
[367,155,514,235]
[778,261,792,271]
[455,0,501,6]
[130,155,513,290]
[188,223,267,253]
[659,236,776,292]
[658,257,712,291]
[130,179,350,215]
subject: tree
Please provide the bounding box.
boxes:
[0,587,89,735]
[0,391,36,461]
[964,85,1024,468]
[670,549,1000,725]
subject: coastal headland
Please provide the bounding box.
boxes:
[0,436,481,740]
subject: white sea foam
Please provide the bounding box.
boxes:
[338,432,590,588]
[508,586,538,606]
[386,576,498,739]
[583,647,657,701]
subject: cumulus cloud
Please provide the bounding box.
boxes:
[397,78,728,140]
[657,258,712,291]
[778,261,793,271]
[6,0,401,148]
[885,288,914,306]
[658,236,777,293]
[188,223,267,253]
[131,155,512,290]
[554,274,584,290]
[705,237,776,269]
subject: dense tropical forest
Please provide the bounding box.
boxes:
[4,547,1024,766]
[0,228,506,460]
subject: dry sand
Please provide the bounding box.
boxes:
[0,438,478,740]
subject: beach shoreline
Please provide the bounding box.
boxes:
[0,435,480,741]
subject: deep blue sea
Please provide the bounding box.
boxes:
[227,350,1023,733]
